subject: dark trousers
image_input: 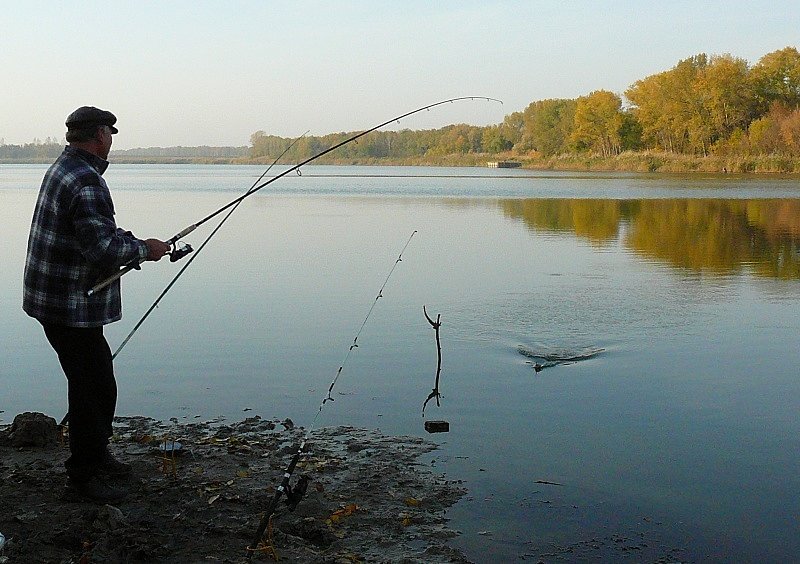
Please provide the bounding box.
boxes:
[41,322,116,481]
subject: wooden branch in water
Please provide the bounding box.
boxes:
[422,305,442,416]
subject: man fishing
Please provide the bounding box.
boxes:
[23,106,171,503]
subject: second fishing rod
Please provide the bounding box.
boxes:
[86,96,502,296]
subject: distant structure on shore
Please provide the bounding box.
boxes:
[486,160,521,168]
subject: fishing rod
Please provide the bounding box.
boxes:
[248,230,417,557]
[59,135,306,427]
[86,96,502,296]
[111,132,308,359]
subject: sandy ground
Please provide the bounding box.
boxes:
[0,414,468,563]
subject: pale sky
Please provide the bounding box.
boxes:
[2,1,798,149]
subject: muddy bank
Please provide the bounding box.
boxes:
[0,414,468,563]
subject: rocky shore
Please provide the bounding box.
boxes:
[0,413,468,563]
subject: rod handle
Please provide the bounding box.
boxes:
[170,223,198,243]
[86,225,196,296]
[86,259,143,296]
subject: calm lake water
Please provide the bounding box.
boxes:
[2,164,799,562]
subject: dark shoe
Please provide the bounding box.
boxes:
[68,475,128,504]
[100,450,132,477]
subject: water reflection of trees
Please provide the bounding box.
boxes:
[500,199,800,279]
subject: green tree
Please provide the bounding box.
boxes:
[695,54,756,154]
[519,99,576,156]
[750,47,800,114]
[747,113,781,154]
[626,54,709,153]
[500,111,524,147]
[570,90,624,156]
[249,131,294,159]
[482,125,513,153]
[619,110,643,150]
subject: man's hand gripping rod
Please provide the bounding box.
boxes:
[86,228,196,296]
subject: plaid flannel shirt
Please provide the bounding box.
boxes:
[23,146,148,327]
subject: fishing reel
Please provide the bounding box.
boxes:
[169,241,194,262]
[284,474,310,511]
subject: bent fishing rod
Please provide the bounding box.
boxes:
[86,96,502,296]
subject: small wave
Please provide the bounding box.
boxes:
[517,345,604,371]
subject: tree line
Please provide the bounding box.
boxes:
[0,141,248,161]
[111,146,248,158]
[0,138,63,160]
[5,47,798,165]
[250,46,800,162]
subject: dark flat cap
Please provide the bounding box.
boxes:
[65,106,118,134]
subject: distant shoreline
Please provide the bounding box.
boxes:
[4,151,800,174]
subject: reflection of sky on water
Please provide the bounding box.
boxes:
[2,165,799,562]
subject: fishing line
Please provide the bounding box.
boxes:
[317,229,417,415]
[248,229,417,555]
